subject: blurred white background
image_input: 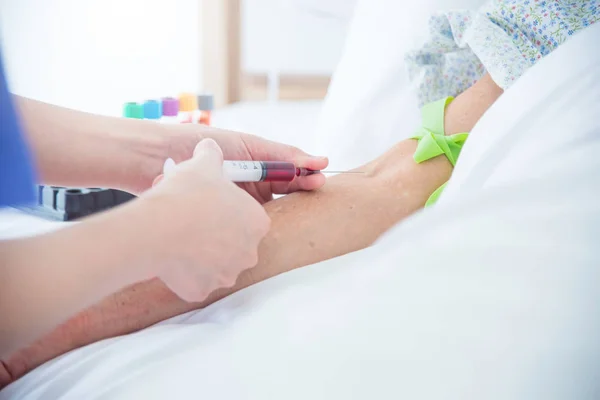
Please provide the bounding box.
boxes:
[0,0,349,116]
[0,0,200,115]
[242,0,347,75]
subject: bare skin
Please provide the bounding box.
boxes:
[0,74,503,389]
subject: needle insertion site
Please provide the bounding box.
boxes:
[162,158,363,183]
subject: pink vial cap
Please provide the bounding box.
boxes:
[161,97,179,117]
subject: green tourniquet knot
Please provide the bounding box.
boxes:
[411,97,469,207]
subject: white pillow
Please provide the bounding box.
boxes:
[442,21,600,202]
[285,0,358,23]
[314,0,488,170]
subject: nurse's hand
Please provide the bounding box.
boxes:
[205,131,329,203]
[142,138,270,302]
[151,125,329,203]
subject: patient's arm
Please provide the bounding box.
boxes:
[1,141,450,386]
[1,74,503,387]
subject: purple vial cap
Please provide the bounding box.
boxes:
[162,97,179,117]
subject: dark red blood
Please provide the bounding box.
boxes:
[262,161,296,182]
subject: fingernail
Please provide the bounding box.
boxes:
[152,174,164,187]
[194,138,220,156]
[308,156,328,161]
[163,158,176,176]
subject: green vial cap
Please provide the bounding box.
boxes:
[123,102,144,119]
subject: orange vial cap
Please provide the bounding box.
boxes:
[178,93,198,112]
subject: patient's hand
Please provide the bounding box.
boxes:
[0,74,503,389]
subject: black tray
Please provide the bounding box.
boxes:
[16,186,136,221]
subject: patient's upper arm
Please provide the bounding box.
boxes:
[444,73,504,135]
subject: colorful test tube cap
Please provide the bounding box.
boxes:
[161,97,179,117]
[197,94,214,111]
[123,102,144,119]
[143,100,162,120]
[178,93,198,112]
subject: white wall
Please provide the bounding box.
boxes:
[241,0,348,75]
[0,0,350,116]
[0,0,199,116]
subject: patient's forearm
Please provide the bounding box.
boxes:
[244,142,449,283]
[219,75,503,288]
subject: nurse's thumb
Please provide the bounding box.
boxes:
[190,138,224,175]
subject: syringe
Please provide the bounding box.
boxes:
[163,158,362,182]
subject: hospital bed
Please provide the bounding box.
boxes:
[1,2,599,399]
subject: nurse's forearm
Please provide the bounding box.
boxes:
[0,194,175,358]
[14,97,180,193]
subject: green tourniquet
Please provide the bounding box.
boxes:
[411,97,469,206]
[424,182,447,207]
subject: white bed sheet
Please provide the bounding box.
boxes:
[2,25,600,400]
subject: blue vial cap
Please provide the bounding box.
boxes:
[143,100,162,120]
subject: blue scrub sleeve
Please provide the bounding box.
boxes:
[0,52,37,207]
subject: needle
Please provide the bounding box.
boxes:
[320,171,364,174]
[297,168,365,176]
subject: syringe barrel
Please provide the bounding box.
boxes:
[222,161,296,182]
[163,159,301,182]
[261,161,297,181]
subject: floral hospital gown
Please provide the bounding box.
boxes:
[406,0,599,106]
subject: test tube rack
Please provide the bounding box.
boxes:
[16,186,135,221]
